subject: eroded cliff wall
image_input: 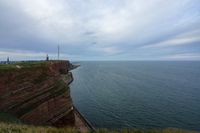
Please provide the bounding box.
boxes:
[0,61,75,127]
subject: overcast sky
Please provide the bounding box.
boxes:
[0,0,200,61]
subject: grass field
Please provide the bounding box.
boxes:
[0,61,48,70]
[0,122,199,133]
[0,122,78,133]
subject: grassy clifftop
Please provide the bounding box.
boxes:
[0,61,48,70]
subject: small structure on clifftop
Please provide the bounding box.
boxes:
[46,54,49,61]
[6,57,10,64]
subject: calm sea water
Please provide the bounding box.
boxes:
[70,61,200,130]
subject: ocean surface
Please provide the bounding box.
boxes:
[70,61,200,130]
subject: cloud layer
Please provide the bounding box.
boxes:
[0,0,200,60]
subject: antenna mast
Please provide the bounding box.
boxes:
[58,45,60,60]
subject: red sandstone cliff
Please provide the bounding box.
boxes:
[0,61,75,127]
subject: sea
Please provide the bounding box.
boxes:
[70,61,200,130]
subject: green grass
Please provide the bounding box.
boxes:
[94,129,199,133]
[0,122,79,133]
[15,62,48,68]
[0,122,199,133]
[0,61,48,70]
[0,64,18,70]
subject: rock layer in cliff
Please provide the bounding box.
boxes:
[0,61,75,127]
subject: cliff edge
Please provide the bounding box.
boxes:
[0,61,75,127]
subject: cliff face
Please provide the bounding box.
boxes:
[0,61,75,127]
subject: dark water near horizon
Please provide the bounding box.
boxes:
[70,61,200,130]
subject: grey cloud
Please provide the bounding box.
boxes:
[0,0,200,60]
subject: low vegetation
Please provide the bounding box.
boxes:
[0,122,199,133]
[0,122,78,133]
[0,61,48,70]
